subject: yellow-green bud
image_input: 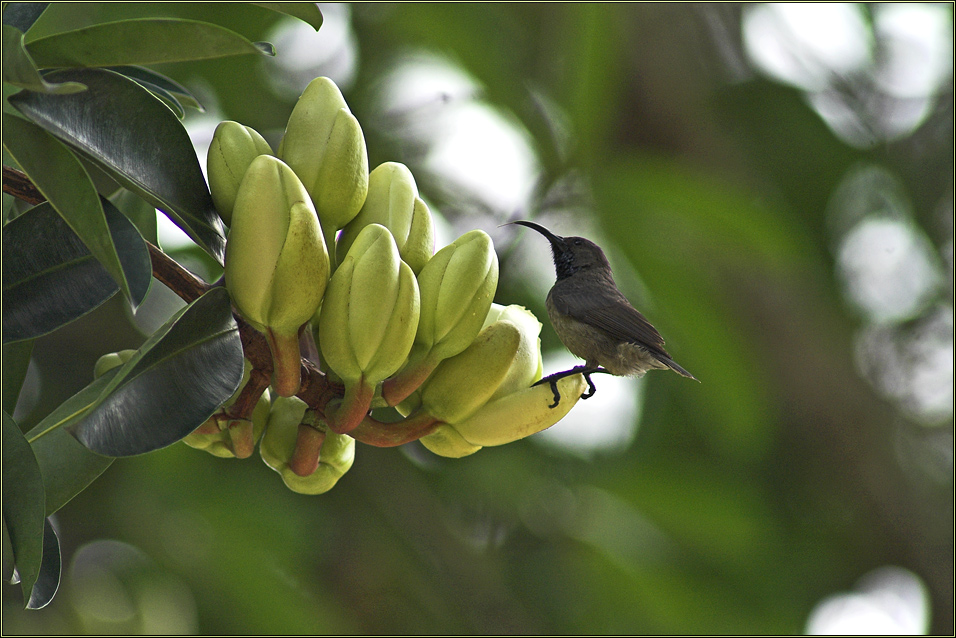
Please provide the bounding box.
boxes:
[419,423,483,458]
[382,230,498,405]
[418,319,521,425]
[336,162,435,274]
[480,304,544,400]
[260,396,355,495]
[318,224,420,433]
[390,304,542,422]
[279,76,369,234]
[224,155,330,397]
[446,374,586,449]
[207,120,273,225]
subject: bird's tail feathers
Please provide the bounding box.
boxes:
[659,356,698,382]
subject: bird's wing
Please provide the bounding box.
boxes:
[550,284,670,356]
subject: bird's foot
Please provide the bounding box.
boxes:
[581,372,597,400]
[533,366,605,409]
[532,373,566,408]
[580,368,613,400]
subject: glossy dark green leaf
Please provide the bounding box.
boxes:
[25,18,274,67]
[3,196,34,224]
[2,410,46,607]
[2,199,150,343]
[2,112,136,305]
[107,66,204,112]
[26,519,60,609]
[25,371,117,515]
[251,3,323,31]
[2,24,86,94]
[2,3,49,33]
[140,84,187,118]
[109,187,158,245]
[1,339,34,408]
[75,152,124,199]
[68,288,243,457]
[2,202,117,343]
[8,67,226,262]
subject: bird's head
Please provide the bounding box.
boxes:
[509,220,610,281]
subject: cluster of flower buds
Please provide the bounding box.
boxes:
[381,230,499,406]
[201,75,585,494]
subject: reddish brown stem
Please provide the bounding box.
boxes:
[226,420,256,459]
[289,424,325,476]
[381,357,437,406]
[147,242,210,302]
[350,411,441,448]
[222,366,270,422]
[3,165,44,205]
[326,381,375,434]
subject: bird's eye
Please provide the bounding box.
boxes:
[573,239,582,246]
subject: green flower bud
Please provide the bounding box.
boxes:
[480,304,544,400]
[336,162,435,274]
[446,374,586,449]
[207,120,273,225]
[260,396,355,495]
[318,224,420,433]
[182,360,271,459]
[419,423,483,458]
[279,77,369,236]
[418,319,521,425]
[392,304,542,420]
[382,230,498,405]
[225,155,330,397]
[93,349,137,378]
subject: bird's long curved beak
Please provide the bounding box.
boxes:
[506,220,564,246]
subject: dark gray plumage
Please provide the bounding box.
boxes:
[510,220,696,407]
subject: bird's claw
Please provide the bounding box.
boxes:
[548,379,561,408]
[532,375,562,408]
[533,366,605,409]
[580,372,598,400]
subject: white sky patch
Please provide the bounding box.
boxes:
[377,54,479,122]
[423,101,540,214]
[837,217,943,324]
[374,52,541,216]
[743,3,953,145]
[261,3,358,99]
[874,3,954,98]
[743,3,872,92]
[156,210,197,252]
[806,566,930,635]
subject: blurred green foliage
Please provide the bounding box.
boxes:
[4,3,952,634]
